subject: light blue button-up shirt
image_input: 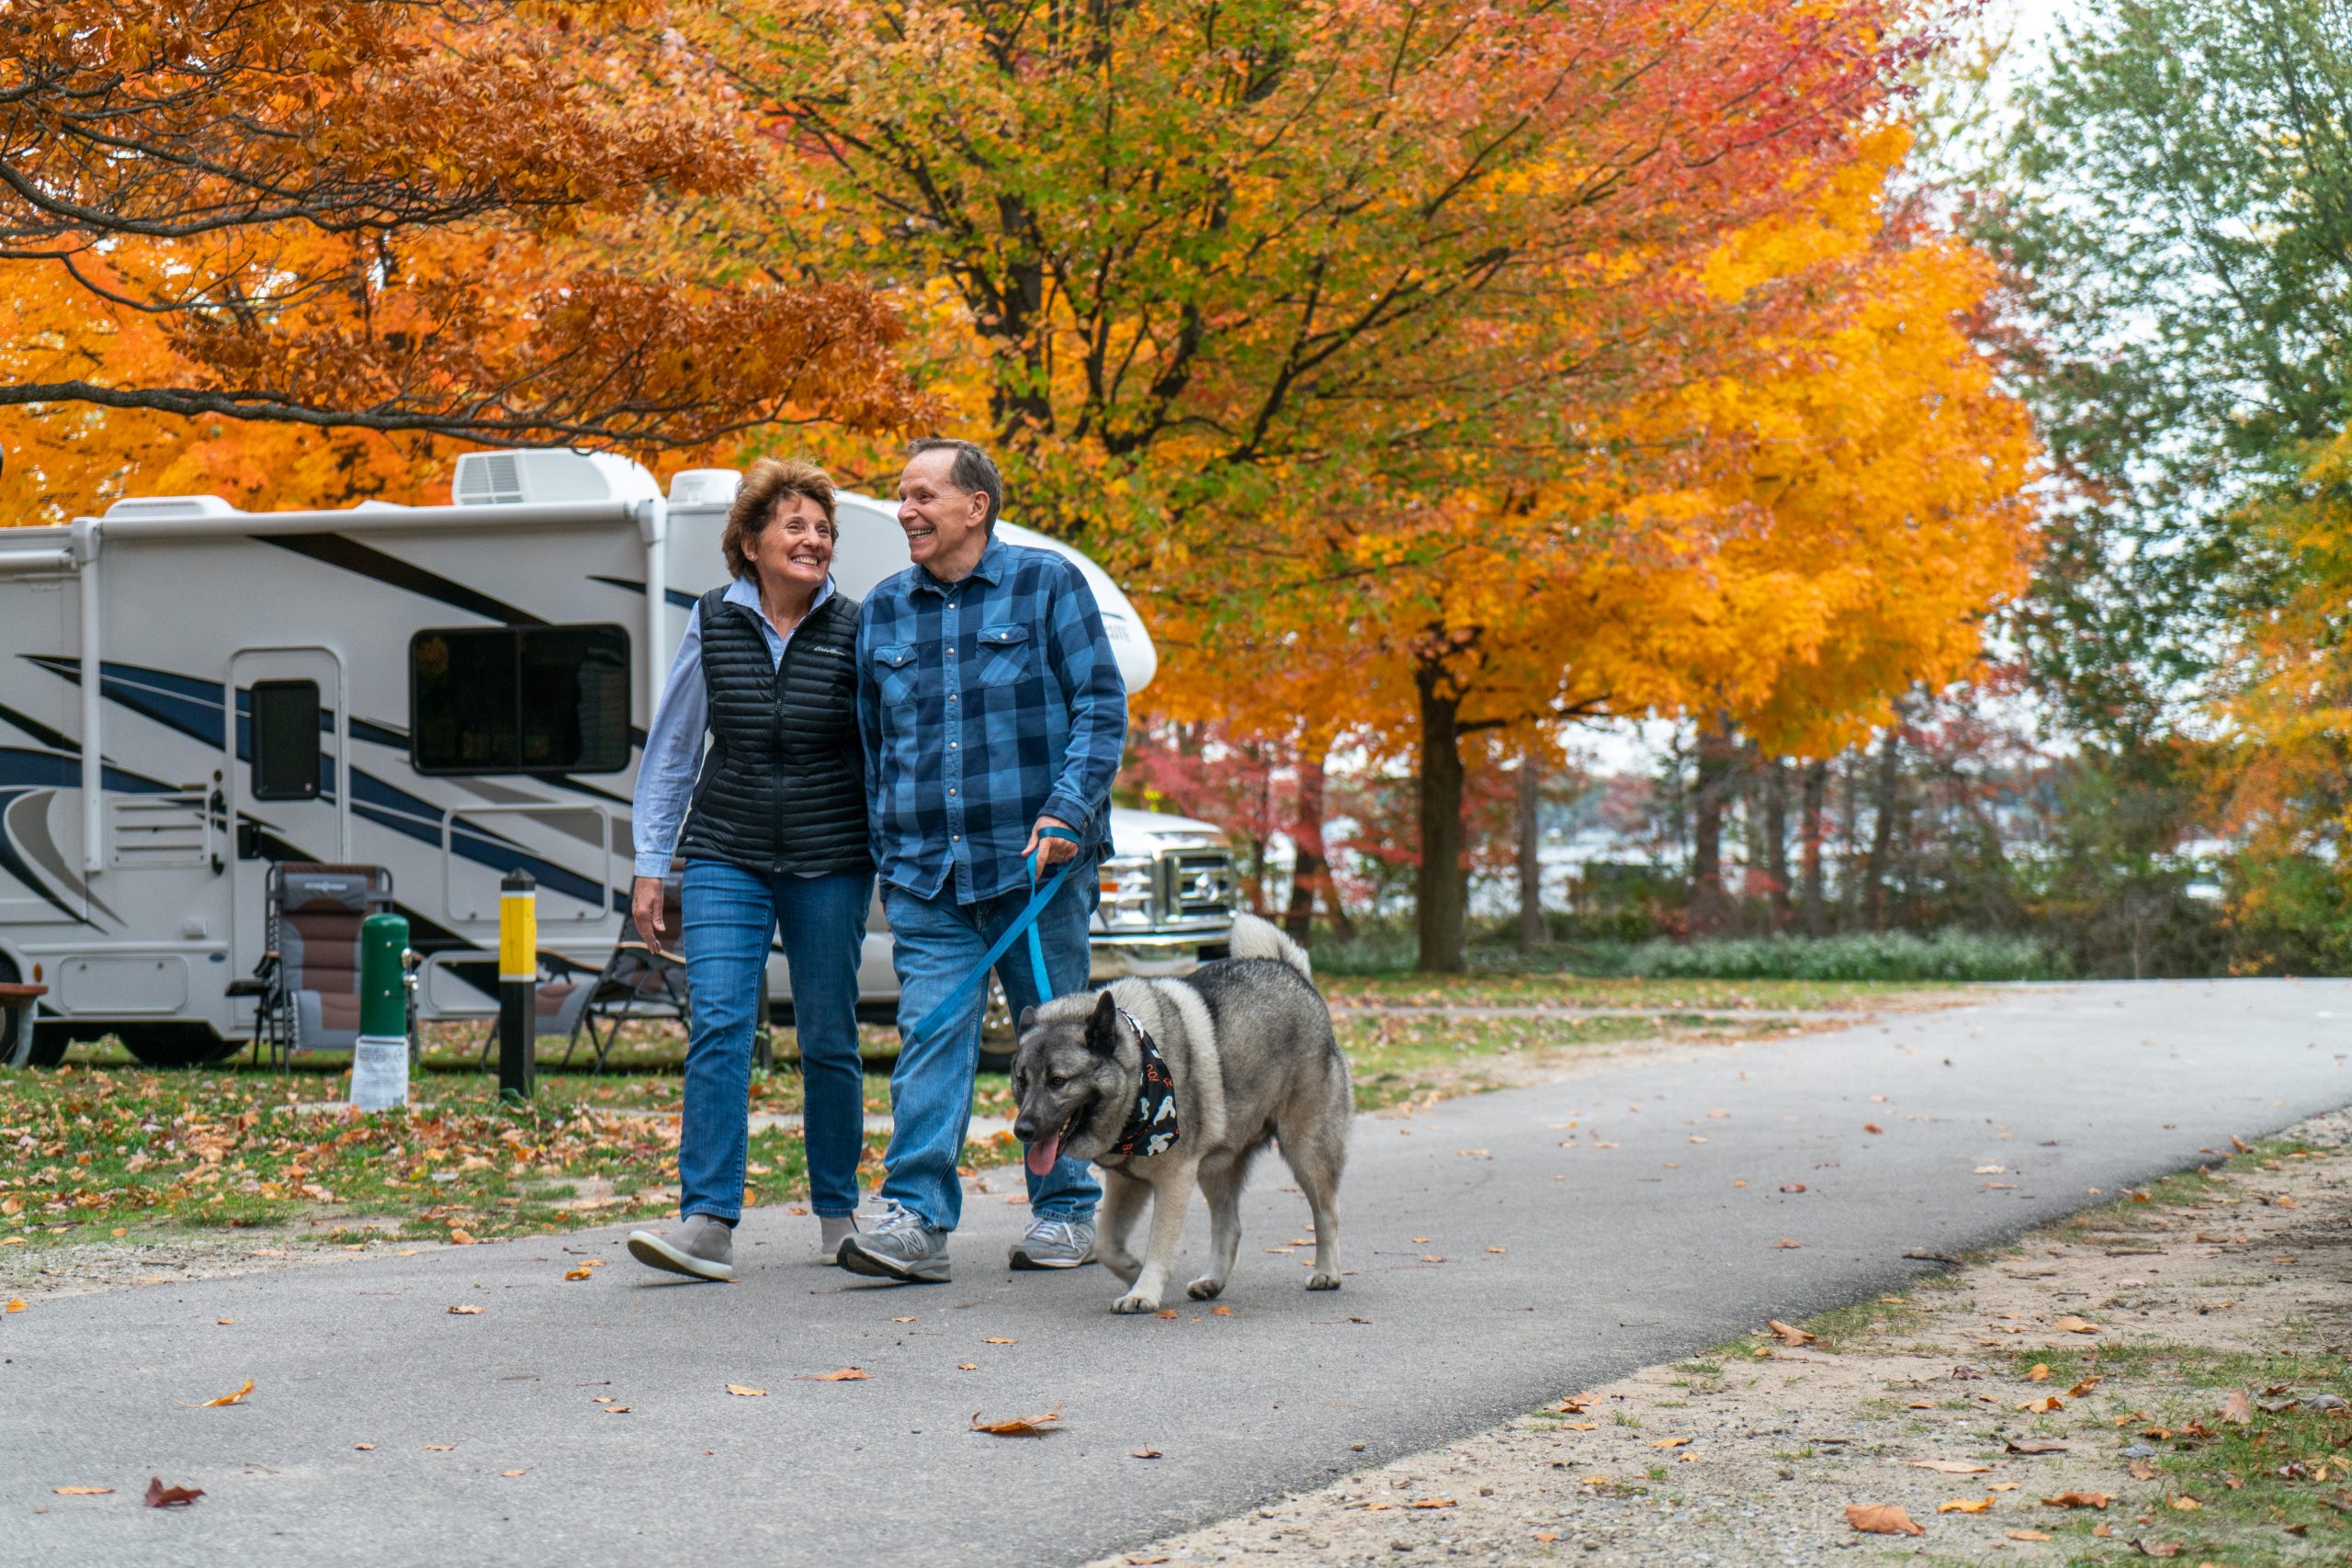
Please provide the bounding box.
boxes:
[630,575,836,879]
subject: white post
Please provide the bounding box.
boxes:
[73,519,102,874]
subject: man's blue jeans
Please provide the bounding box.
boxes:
[679,860,873,1224]
[877,869,1102,1232]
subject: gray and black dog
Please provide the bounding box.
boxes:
[1010,914,1351,1314]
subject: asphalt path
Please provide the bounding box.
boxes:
[6,978,2351,1567]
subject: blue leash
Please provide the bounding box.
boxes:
[900,825,1083,1054]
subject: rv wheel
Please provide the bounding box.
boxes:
[119,1024,242,1068]
[977,974,1016,1075]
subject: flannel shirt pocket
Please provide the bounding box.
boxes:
[872,643,920,705]
[976,623,1033,690]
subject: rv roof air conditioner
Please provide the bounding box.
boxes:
[452,450,662,508]
[667,468,741,508]
[103,494,238,521]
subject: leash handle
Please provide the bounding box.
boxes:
[1023,825,1084,1000]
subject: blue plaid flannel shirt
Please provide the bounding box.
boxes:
[856,534,1129,904]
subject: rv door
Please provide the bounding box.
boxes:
[225,648,349,998]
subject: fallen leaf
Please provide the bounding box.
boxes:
[891,1316,917,1324]
[448,1229,476,1246]
[563,1267,594,1280]
[2005,1438,2068,1454]
[2218,1389,2252,1425]
[981,1337,1016,1345]
[2231,1134,2252,1152]
[2005,1529,2050,1540]
[1939,1496,1995,1514]
[2165,1495,2199,1511]
[501,1468,529,1478]
[1772,1237,1803,1250]
[1863,1123,1884,1135]
[1131,1447,1161,1459]
[4,1299,24,1313]
[142,1478,202,1508]
[1211,1305,1233,1317]
[1649,1437,1690,1450]
[1532,1531,1558,1543]
[800,1368,869,1382]
[215,1318,235,1325]
[354,1444,376,1451]
[2041,1491,2113,1509]
[51,1487,112,1495]
[1125,1557,1170,1566]
[1768,1320,1816,1347]
[423,1445,455,1451]
[447,1305,483,1315]
[1155,1309,1177,1319]
[970,1404,1063,1437]
[1562,1421,1599,1431]
[1779,1182,1807,1193]
[2052,1315,2101,1335]
[2016,1394,2064,1414]
[725,1384,766,1398]
[2129,1541,2184,1559]
[1910,1460,1992,1474]
[2068,1376,2101,1397]
[1419,1255,1447,1263]
[1845,1503,1923,1536]
[1989,1483,2020,1492]
[1485,1246,1508,1254]
[198,1379,254,1408]
[2027,1363,2052,1382]
[956,1363,978,1371]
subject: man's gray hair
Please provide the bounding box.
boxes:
[907,436,1004,531]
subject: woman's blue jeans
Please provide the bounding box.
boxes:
[679,859,873,1223]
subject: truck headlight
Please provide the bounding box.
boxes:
[1097,855,1156,929]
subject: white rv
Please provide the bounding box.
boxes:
[0,451,1237,1067]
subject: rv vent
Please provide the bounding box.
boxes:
[668,468,741,507]
[454,452,525,505]
[103,495,235,520]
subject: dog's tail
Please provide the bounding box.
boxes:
[1227,911,1313,979]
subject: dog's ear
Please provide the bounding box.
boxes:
[1086,989,1122,1055]
[1016,1005,1036,1033]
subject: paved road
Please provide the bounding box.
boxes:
[6,979,2350,1567]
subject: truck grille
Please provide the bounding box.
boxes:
[1157,848,1236,926]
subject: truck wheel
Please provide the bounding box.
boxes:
[119,1023,242,1068]
[977,975,1017,1075]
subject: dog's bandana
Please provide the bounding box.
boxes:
[1106,1007,1180,1161]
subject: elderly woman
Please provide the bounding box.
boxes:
[625,458,872,1281]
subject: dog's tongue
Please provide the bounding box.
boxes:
[1024,1131,1062,1177]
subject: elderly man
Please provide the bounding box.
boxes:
[840,437,1128,1281]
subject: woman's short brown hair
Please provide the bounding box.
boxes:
[721,457,838,580]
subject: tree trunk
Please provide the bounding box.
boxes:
[1689,718,1739,931]
[1799,759,1828,938]
[1517,751,1545,948]
[1838,749,1864,927]
[1285,753,1331,945]
[1860,718,1905,931]
[1763,756,1791,925]
[1414,660,1468,974]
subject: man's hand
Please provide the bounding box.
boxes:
[1023,815,1080,872]
[630,875,668,946]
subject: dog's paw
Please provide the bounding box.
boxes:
[1306,1270,1342,1291]
[1185,1275,1225,1300]
[1110,1291,1163,1314]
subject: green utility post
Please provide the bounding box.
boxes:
[498,870,537,1101]
[350,911,412,1111]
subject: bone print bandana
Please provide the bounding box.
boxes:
[1106,1008,1180,1161]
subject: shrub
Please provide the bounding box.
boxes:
[1611,929,2064,982]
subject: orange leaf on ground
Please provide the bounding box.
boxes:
[1410,1498,1457,1508]
[143,1478,203,1508]
[1863,1123,1884,1134]
[1938,1497,1994,1514]
[800,1368,868,1382]
[725,1385,766,1397]
[1845,1503,1923,1536]
[1767,1320,1815,1347]
[2005,1529,2050,1541]
[2165,1495,2200,1511]
[981,1337,1016,1345]
[1155,1309,1178,1319]
[956,1363,978,1371]
[563,1268,594,1280]
[447,1305,483,1315]
[1772,1238,1803,1250]
[2041,1492,2112,1509]
[1649,1438,1690,1450]
[2218,1389,2252,1424]
[2026,1363,2051,1382]
[448,1229,476,1246]
[1131,1447,1161,1459]
[1909,1460,1991,1474]
[198,1379,254,1407]
[971,1404,1063,1437]
[4,1299,25,1313]
[2068,1376,2101,1397]
[2052,1315,2100,1335]
[1210,1305,1232,1317]
[51,1486,112,1495]
[2016,1395,2064,1414]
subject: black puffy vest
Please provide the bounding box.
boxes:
[674,586,871,876]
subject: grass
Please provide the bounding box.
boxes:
[1316,973,1932,1011]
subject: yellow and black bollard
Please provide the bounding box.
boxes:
[497,869,537,1100]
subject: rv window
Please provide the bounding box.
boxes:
[410,625,631,775]
[250,680,322,801]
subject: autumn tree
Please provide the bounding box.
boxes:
[0,0,927,464]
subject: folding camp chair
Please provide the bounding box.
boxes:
[560,872,691,1071]
[240,863,400,1067]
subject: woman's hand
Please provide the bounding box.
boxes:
[630,875,668,946]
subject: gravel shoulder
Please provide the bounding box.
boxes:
[1089,1109,2352,1568]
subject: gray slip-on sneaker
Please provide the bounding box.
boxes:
[1008,1215,1096,1270]
[819,1213,859,1262]
[626,1213,736,1282]
[836,1203,950,1283]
